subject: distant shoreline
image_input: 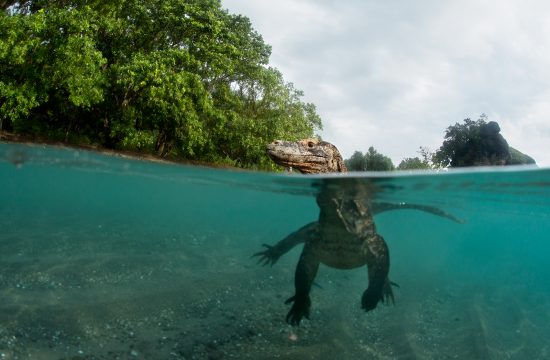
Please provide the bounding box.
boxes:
[0,130,245,171]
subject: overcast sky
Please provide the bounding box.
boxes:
[223,0,549,166]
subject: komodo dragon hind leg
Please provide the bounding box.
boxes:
[362,234,392,312]
[285,242,320,326]
[253,221,319,266]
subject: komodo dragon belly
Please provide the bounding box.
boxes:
[315,232,369,269]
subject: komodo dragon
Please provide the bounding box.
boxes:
[254,138,462,326]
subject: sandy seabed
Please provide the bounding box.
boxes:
[1,223,549,360]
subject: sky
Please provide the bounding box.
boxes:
[222,0,549,166]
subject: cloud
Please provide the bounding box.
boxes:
[223,0,550,165]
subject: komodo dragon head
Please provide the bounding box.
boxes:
[266,138,348,174]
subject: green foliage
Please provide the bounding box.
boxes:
[433,117,484,167]
[0,0,322,169]
[345,146,395,171]
[364,146,395,171]
[398,147,435,170]
[1,5,110,138]
[345,151,367,171]
[433,115,536,167]
[397,157,430,170]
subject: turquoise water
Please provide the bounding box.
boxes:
[1,142,550,359]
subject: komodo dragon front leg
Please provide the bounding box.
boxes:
[253,222,319,266]
[254,203,462,266]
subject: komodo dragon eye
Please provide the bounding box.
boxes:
[307,141,315,148]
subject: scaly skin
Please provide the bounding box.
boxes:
[256,138,461,326]
[266,139,347,174]
[257,139,393,326]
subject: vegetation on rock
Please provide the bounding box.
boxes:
[345,116,536,171]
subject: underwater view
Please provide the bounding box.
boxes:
[1,142,550,360]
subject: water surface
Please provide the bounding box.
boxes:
[1,143,549,359]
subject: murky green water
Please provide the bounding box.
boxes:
[1,142,549,359]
